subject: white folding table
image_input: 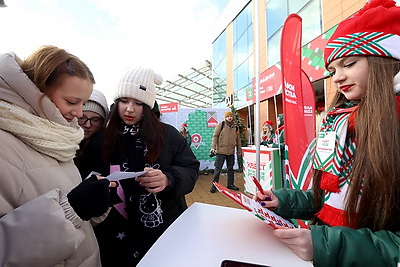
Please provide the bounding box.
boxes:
[138,202,313,267]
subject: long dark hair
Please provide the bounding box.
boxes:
[101,99,165,163]
[313,57,400,231]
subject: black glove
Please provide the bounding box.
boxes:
[109,185,123,206]
[67,175,110,220]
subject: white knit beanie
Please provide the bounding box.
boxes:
[83,89,109,119]
[114,67,163,109]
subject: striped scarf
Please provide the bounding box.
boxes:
[313,104,359,227]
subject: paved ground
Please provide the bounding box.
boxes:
[186,171,245,209]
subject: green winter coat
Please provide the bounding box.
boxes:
[273,188,400,267]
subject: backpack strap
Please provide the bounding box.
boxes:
[221,120,239,132]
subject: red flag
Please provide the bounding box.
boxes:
[280,14,316,191]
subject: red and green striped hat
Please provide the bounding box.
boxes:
[324,0,400,68]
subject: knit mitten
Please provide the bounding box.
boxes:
[67,175,110,220]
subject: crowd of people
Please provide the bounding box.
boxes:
[1,0,400,266]
[0,47,199,266]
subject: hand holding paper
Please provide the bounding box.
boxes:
[273,227,313,261]
[137,168,170,193]
[213,182,294,229]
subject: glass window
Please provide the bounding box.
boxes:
[266,0,322,67]
[235,34,249,67]
[247,28,254,57]
[213,31,226,67]
[248,52,254,82]
[235,61,249,90]
[233,4,253,85]
[212,30,227,107]
[214,62,226,83]
[232,3,254,109]
[235,86,250,109]
[213,66,227,108]
[267,29,281,67]
[266,0,287,38]
[289,0,310,13]
[299,0,322,44]
[234,8,248,42]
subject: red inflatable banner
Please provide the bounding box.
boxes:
[280,14,316,191]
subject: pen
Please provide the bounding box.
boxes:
[252,176,271,201]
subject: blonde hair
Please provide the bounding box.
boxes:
[19,45,95,94]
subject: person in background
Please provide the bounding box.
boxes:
[0,45,114,266]
[152,100,161,119]
[210,111,242,193]
[272,114,286,186]
[80,66,200,266]
[260,120,275,146]
[179,123,192,146]
[80,89,109,140]
[75,89,109,176]
[254,1,400,265]
[272,114,285,151]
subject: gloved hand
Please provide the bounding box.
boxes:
[109,185,123,206]
[67,175,110,220]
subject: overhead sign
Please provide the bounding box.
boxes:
[250,65,282,103]
[159,102,179,113]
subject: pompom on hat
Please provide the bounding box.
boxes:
[324,0,400,68]
[114,67,163,109]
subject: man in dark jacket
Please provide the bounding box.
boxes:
[210,111,242,193]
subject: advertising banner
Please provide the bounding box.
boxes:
[249,65,282,103]
[160,107,233,170]
[160,102,179,113]
[280,14,316,191]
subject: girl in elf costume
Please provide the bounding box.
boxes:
[254,0,400,266]
[260,120,275,146]
[179,123,192,146]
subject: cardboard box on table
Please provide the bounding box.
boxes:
[242,146,282,196]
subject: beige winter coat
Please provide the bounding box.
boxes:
[211,120,242,155]
[0,52,101,266]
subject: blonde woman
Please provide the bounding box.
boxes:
[0,46,114,266]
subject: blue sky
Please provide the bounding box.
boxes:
[0,0,230,103]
